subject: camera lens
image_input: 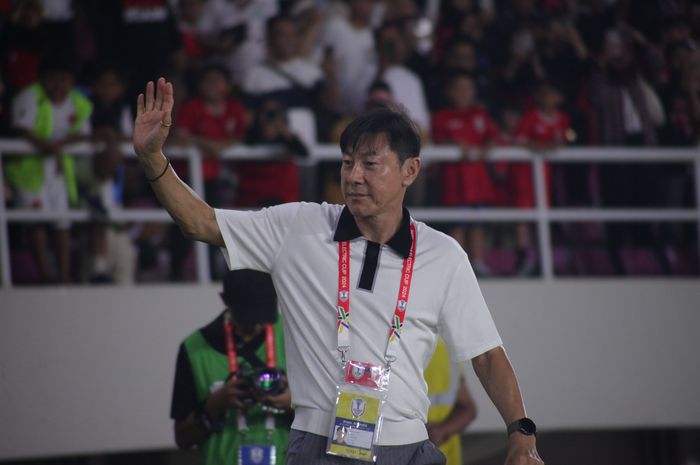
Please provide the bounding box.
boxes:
[253,367,285,395]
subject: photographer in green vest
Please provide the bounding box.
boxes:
[170,269,292,465]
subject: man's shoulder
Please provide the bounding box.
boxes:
[286,58,323,82]
[13,85,37,106]
[180,96,206,113]
[294,201,343,223]
[433,107,460,118]
[322,16,358,41]
[384,65,419,82]
[243,64,275,85]
[414,220,467,261]
[218,201,342,225]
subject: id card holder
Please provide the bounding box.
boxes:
[326,360,390,462]
[238,444,276,465]
[238,416,276,465]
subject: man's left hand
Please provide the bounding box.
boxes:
[504,433,543,465]
[426,421,449,446]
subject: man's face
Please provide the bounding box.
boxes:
[199,70,231,102]
[270,19,299,61]
[93,72,125,106]
[446,43,476,72]
[350,0,374,22]
[447,76,476,109]
[340,134,418,220]
[41,71,73,103]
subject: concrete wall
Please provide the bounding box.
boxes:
[1,280,699,460]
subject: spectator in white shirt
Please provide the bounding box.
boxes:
[315,0,378,116]
[243,14,338,118]
[377,21,431,138]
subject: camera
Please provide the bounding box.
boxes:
[229,366,287,398]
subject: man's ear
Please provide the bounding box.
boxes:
[401,157,421,187]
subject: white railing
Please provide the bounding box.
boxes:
[1,140,699,287]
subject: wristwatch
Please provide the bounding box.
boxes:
[196,399,226,433]
[507,417,537,437]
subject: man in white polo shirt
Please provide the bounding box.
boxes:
[133,78,544,465]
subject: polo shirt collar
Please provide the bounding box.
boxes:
[333,206,413,258]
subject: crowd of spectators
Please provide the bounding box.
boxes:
[1,0,699,283]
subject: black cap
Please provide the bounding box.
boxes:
[221,270,278,326]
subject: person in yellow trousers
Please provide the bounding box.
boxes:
[425,338,478,465]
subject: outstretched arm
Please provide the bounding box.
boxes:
[472,346,543,465]
[133,78,223,246]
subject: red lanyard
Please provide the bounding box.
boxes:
[223,312,276,374]
[336,223,417,360]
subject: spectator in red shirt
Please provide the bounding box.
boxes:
[432,72,506,276]
[175,0,209,86]
[174,64,247,206]
[0,0,48,97]
[239,97,307,208]
[512,82,572,208]
[510,82,573,275]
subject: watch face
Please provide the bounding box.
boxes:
[519,418,537,435]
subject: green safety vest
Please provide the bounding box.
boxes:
[183,317,291,465]
[4,83,93,206]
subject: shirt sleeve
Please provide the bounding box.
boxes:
[241,67,260,94]
[431,112,447,143]
[75,114,92,136]
[231,100,247,139]
[120,105,134,136]
[561,113,572,134]
[175,100,196,131]
[438,251,502,362]
[215,202,303,272]
[12,88,38,132]
[170,344,198,421]
[514,112,534,144]
[485,114,502,144]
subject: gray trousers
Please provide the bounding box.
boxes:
[286,430,446,465]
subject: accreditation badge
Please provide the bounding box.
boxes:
[238,444,276,465]
[326,360,390,462]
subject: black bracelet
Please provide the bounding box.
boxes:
[148,158,170,182]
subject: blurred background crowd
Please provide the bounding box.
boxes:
[1,0,699,285]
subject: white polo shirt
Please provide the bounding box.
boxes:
[215,202,502,445]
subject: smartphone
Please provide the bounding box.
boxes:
[220,23,248,45]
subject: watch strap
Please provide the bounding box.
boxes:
[507,417,537,436]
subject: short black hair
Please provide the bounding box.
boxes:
[197,63,232,84]
[221,270,278,326]
[445,70,474,87]
[368,80,391,94]
[339,105,421,163]
[39,54,77,77]
[89,64,127,85]
[444,35,478,54]
[266,13,296,37]
[665,39,694,61]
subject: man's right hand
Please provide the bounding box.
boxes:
[133,78,174,159]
